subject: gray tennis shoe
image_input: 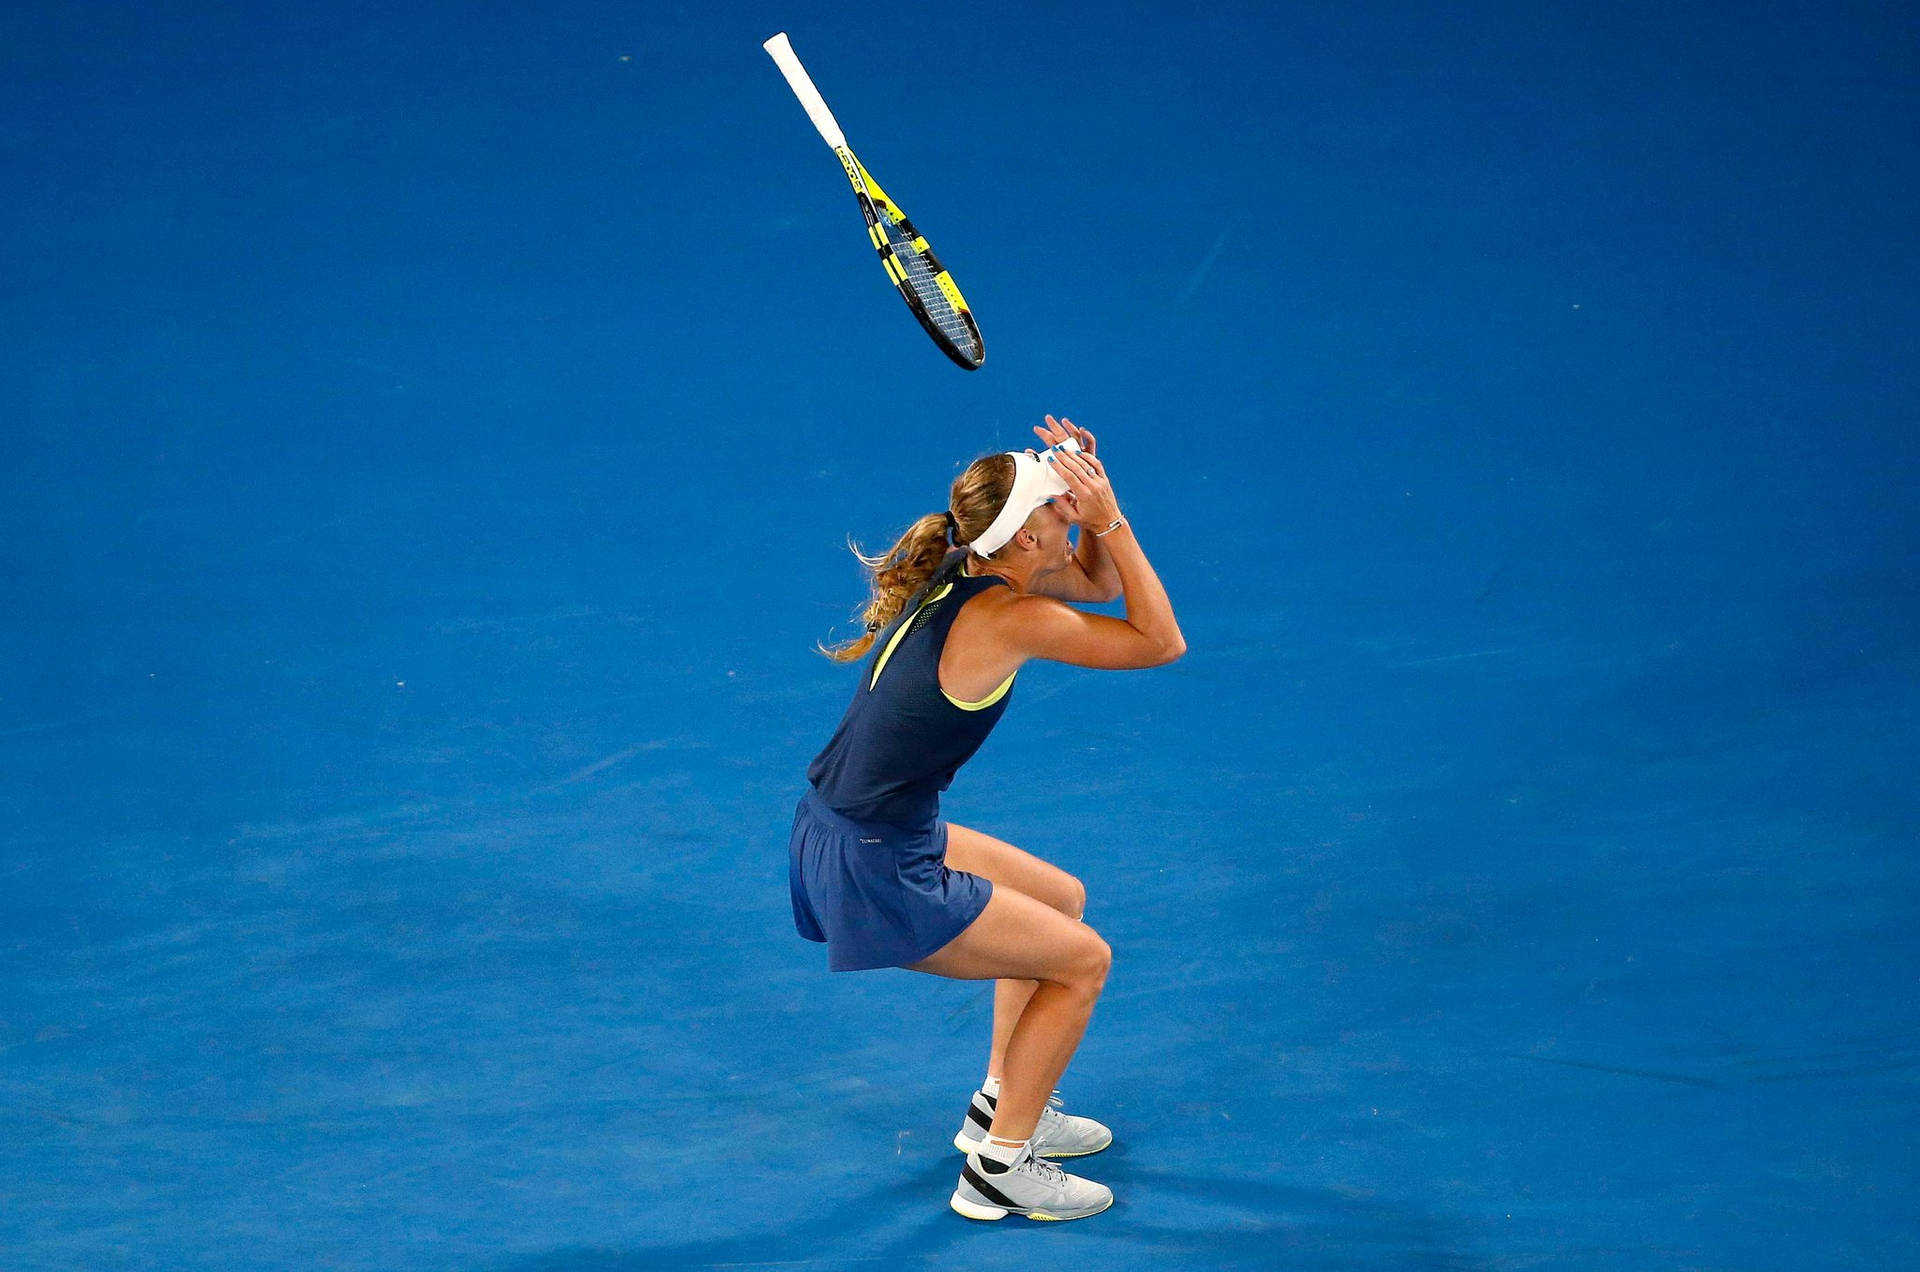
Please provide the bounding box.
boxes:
[950,1148,1114,1222]
[953,1089,1114,1158]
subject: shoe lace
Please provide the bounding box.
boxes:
[1022,1151,1067,1185]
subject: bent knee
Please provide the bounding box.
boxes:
[1060,930,1111,998]
[1087,932,1112,986]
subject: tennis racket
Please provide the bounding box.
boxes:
[763,32,985,371]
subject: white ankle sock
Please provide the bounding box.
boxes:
[981,1075,1003,1099]
[976,1135,1028,1168]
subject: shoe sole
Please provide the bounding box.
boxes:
[952,1130,1114,1159]
[949,1189,1115,1222]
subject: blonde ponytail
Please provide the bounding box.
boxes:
[819,453,1016,663]
[820,513,953,663]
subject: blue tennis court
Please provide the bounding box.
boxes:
[4,2,1916,1268]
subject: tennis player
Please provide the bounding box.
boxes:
[789,416,1185,1221]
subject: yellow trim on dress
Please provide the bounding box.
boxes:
[869,583,953,690]
[943,671,1017,712]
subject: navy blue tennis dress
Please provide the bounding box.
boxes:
[791,557,1017,971]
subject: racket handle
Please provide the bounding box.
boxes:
[763,32,848,150]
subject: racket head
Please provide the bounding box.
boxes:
[845,154,985,370]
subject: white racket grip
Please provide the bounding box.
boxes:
[763,33,847,150]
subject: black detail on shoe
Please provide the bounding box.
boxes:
[961,1163,1020,1210]
[965,1103,993,1131]
[976,1155,1011,1175]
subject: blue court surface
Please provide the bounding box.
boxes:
[4,2,1916,1268]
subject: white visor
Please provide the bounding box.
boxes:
[969,438,1081,557]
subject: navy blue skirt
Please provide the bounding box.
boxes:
[788,787,993,972]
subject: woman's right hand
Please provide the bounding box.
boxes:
[1050,442,1122,532]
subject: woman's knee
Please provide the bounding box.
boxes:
[1086,932,1112,990]
[1059,874,1088,922]
[1056,930,1111,999]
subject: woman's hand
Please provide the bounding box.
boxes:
[1033,414,1096,457]
[1050,442,1122,532]
[1032,414,1117,529]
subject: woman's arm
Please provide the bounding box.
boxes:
[1030,417,1122,604]
[1005,445,1185,670]
[1064,506,1123,603]
[1030,532,1122,605]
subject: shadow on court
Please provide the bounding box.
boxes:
[489,1157,1490,1271]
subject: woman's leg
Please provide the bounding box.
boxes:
[943,823,1087,1082]
[990,980,1038,1080]
[909,882,1110,1142]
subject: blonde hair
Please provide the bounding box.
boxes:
[821,454,1016,662]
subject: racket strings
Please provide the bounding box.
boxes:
[880,212,979,360]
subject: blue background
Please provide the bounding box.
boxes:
[3,1,1916,1267]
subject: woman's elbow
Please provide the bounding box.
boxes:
[1153,633,1187,665]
